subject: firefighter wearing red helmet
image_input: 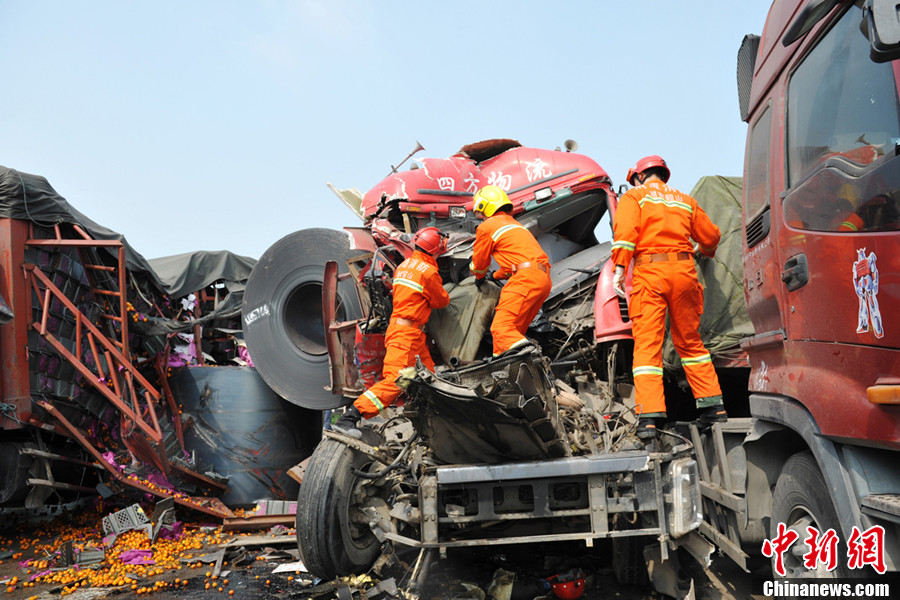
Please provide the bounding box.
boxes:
[334,227,450,436]
[611,156,725,441]
[410,226,449,255]
[625,154,671,186]
[470,185,552,356]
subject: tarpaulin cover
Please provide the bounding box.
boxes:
[145,251,257,334]
[429,277,501,363]
[148,251,256,299]
[0,165,164,287]
[663,175,752,368]
[0,165,257,335]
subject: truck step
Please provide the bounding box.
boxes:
[860,494,900,523]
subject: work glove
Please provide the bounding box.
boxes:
[693,242,715,260]
[474,271,495,289]
[612,266,626,299]
[693,242,703,259]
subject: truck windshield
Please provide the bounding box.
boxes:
[784,3,900,232]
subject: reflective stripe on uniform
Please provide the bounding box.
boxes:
[491,223,528,242]
[633,365,664,377]
[639,195,693,213]
[363,389,385,412]
[493,337,531,356]
[680,353,712,367]
[469,262,488,275]
[612,240,635,251]
[393,277,424,293]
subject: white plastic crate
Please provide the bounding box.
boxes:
[102,503,150,537]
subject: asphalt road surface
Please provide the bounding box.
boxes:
[2,521,765,600]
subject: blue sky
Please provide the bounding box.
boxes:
[2,1,772,260]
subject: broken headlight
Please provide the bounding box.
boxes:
[665,457,702,538]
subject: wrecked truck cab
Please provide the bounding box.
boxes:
[243,139,620,406]
[250,140,742,590]
[402,345,570,465]
[296,344,707,588]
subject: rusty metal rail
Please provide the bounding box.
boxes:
[25,263,164,443]
[37,400,233,519]
[20,226,231,516]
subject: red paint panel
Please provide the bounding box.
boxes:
[0,219,31,428]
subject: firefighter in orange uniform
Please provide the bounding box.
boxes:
[611,156,726,440]
[470,185,552,356]
[334,227,450,436]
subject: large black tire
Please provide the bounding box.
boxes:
[771,451,850,578]
[242,228,363,410]
[296,436,383,579]
[612,535,652,586]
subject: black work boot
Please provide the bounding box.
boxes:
[332,405,363,438]
[697,404,727,429]
[636,416,664,452]
[636,418,659,439]
[636,414,666,440]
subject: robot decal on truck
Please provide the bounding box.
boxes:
[852,248,884,339]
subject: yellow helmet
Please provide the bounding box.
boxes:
[473,185,512,217]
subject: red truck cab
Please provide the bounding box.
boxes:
[734,0,900,576]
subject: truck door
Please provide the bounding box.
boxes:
[779,3,900,350]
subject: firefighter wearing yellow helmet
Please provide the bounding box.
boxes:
[470,185,551,355]
[472,183,513,217]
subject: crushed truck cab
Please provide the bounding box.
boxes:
[242,139,733,593]
[296,345,708,593]
[252,1,900,583]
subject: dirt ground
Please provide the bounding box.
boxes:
[0,504,764,600]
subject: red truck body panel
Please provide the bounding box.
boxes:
[0,218,31,428]
[742,0,900,449]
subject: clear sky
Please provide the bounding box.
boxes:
[2,1,773,261]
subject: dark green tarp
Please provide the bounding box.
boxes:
[148,252,256,300]
[0,165,256,335]
[145,251,257,334]
[0,165,163,286]
[663,175,752,368]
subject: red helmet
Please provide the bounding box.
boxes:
[627,155,670,185]
[413,227,448,255]
[548,570,585,600]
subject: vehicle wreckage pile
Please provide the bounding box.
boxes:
[2,138,749,597]
[0,165,324,525]
[251,140,750,598]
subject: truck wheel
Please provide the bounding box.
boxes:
[771,451,848,577]
[296,436,383,579]
[612,535,652,585]
[242,228,362,410]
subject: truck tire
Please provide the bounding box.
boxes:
[242,228,362,410]
[296,435,383,579]
[771,451,849,577]
[612,535,652,586]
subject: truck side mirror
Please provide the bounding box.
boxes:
[863,0,900,63]
[782,0,841,46]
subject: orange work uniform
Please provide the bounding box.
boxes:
[354,250,449,418]
[470,213,552,355]
[611,181,722,417]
